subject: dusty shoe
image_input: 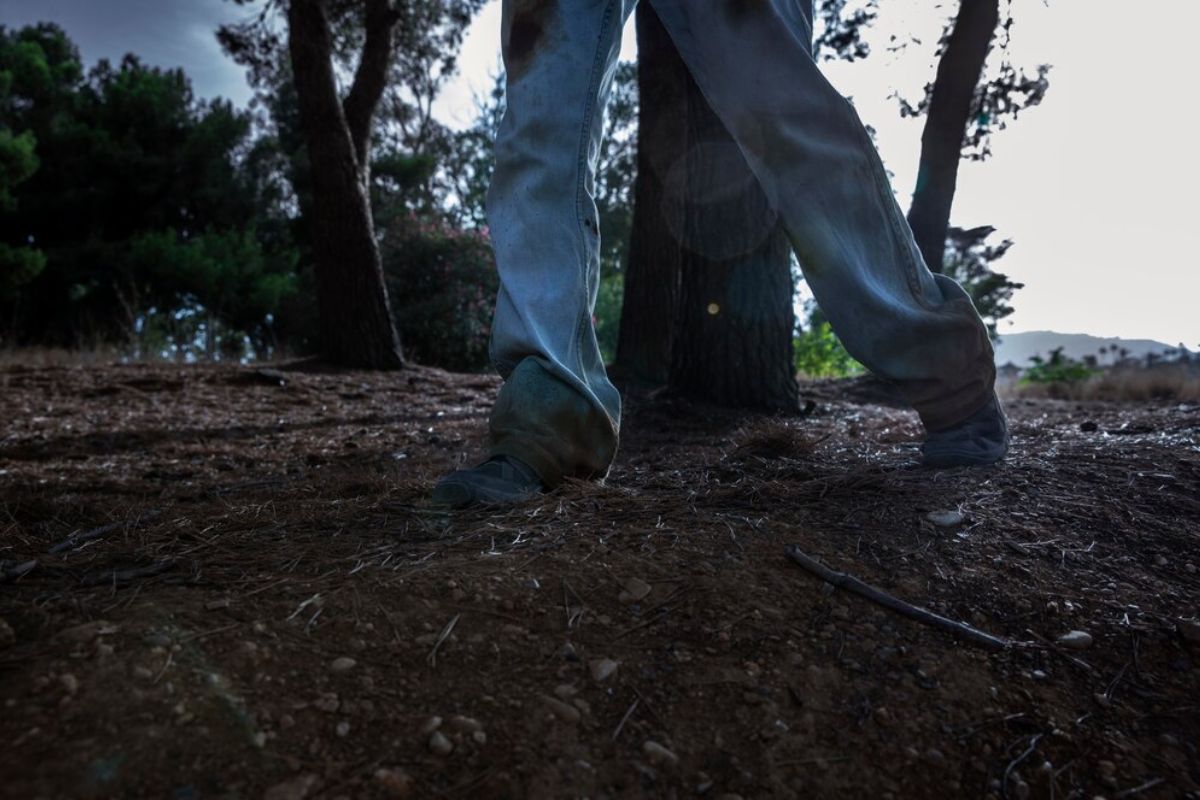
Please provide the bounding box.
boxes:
[921,393,1009,468]
[431,455,543,509]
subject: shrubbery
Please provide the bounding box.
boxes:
[793,320,864,379]
[381,215,498,372]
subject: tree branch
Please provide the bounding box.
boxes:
[342,0,400,168]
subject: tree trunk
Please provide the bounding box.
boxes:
[907,0,1000,273]
[613,4,687,387]
[667,86,798,411]
[287,0,404,369]
[618,4,798,410]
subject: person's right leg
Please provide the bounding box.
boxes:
[433,0,635,508]
[649,0,1001,442]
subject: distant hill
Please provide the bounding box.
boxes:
[993,331,1191,367]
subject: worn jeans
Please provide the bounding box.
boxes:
[486,0,997,487]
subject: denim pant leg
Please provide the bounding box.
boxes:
[650,0,996,430]
[485,0,635,486]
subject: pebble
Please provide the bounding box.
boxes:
[373,768,414,798]
[540,695,582,723]
[0,617,14,649]
[335,721,351,738]
[330,657,357,673]
[419,716,443,735]
[619,577,652,604]
[132,666,154,680]
[1056,630,1094,650]
[55,620,117,644]
[589,658,619,682]
[1178,619,1200,644]
[313,693,340,713]
[1154,554,1169,567]
[59,673,79,694]
[448,715,482,734]
[926,510,965,528]
[642,740,679,766]
[264,774,319,800]
[428,731,453,756]
[1031,669,1047,681]
[561,642,579,662]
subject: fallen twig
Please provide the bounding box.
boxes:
[784,545,1010,651]
[79,559,177,587]
[611,698,639,742]
[1003,733,1043,799]
[1024,628,1095,673]
[0,559,38,583]
[49,510,162,555]
[427,613,460,667]
[1115,777,1165,798]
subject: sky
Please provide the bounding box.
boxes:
[2,0,1197,347]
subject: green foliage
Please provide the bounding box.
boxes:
[381,215,497,371]
[0,241,46,297]
[793,320,864,378]
[942,225,1023,340]
[1021,347,1096,386]
[594,273,624,364]
[0,23,298,349]
[126,228,297,330]
[0,128,39,210]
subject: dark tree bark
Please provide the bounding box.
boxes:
[287,0,404,369]
[613,3,687,388]
[907,0,1000,272]
[618,4,798,410]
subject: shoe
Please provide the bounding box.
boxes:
[431,455,544,509]
[921,393,1009,468]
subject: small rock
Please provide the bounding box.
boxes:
[419,716,443,736]
[471,730,487,745]
[1056,630,1094,650]
[1031,669,1047,681]
[252,731,267,748]
[132,666,154,680]
[56,620,117,645]
[553,683,576,699]
[642,740,679,766]
[618,577,652,604]
[1154,554,1169,567]
[59,673,80,694]
[540,695,582,723]
[313,693,340,713]
[428,731,453,756]
[264,773,319,800]
[1178,619,1200,644]
[925,510,965,528]
[448,715,482,734]
[335,721,351,738]
[373,768,414,798]
[330,657,357,673]
[0,618,14,649]
[560,642,579,662]
[589,658,619,682]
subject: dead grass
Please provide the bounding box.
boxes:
[1013,364,1200,403]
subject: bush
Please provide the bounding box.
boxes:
[1021,347,1096,387]
[794,320,864,378]
[381,215,498,372]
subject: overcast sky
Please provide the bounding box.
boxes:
[3,0,1197,347]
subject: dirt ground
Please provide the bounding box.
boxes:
[0,361,1197,799]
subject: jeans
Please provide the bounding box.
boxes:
[486,0,997,487]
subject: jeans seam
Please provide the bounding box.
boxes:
[572,0,618,385]
[846,98,939,313]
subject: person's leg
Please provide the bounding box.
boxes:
[649,0,1000,438]
[434,0,635,507]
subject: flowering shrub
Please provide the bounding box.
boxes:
[380,214,498,372]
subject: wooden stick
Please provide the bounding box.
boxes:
[784,544,1010,651]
